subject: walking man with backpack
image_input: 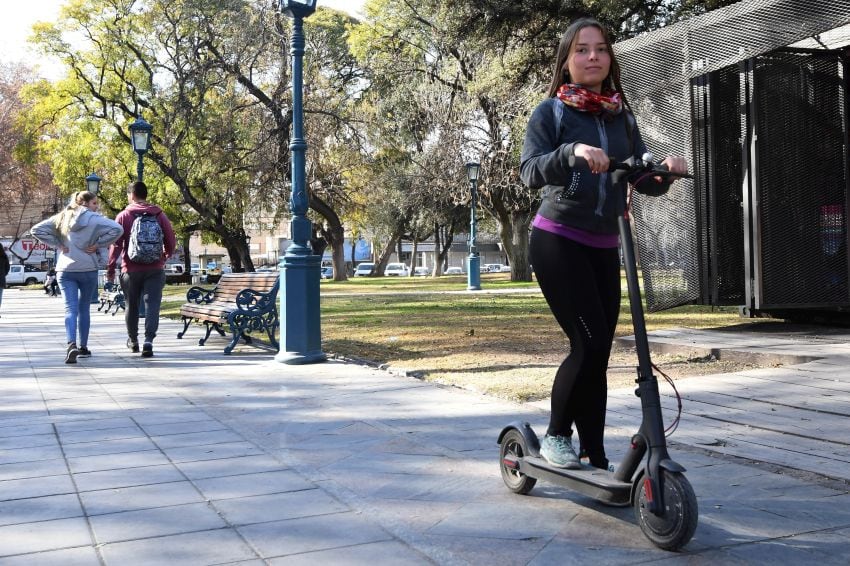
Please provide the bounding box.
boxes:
[107,181,176,358]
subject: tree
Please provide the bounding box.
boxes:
[0,63,58,259]
[23,0,279,272]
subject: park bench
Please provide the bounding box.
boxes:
[98,281,125,316]
[176,272,280,355]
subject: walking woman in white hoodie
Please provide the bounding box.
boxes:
[32,191,123,363]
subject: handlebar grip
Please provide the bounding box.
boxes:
[567,154,617,172]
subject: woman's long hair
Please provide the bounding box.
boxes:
[54,191,96,238]
[546,18,630,110]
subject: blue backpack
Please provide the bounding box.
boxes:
[127,212,163,264]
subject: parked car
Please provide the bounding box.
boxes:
[191,263,201,274]
[445,266,463,275]
[413,266,430,276]
[384,262,410,277]
[321,266,334,279]
[499,265,511,272]
[6,264,48,286]
[353,262,375,277]
[483,263,504,273]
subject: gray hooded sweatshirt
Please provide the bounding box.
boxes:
[32,208,123,272]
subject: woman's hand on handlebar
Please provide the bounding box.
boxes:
[573,144,610,175]
[660,156,688,182]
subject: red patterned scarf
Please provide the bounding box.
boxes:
[556,83,623,115]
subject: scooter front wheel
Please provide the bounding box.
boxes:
[499,429,537,495]
[634,470,698,551]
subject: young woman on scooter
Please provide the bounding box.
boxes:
[519,17,688,471]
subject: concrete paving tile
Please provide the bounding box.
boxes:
[529,538,671,565]
[139,419,228,437]
[59,426,145,445]
[0,423,54,439]
[175,454,284,480]
[0,545,100,566]
[73,463,185,492]
[0,493,84,527]
[723,536,850,565]
[0,434,57,452]
[427,500,574,540]
[196,470,314,501]
[79,480,204,516]
[0,517,93,558]
[130,411,215,426]
[267,540,432,565]
[89,502,227,544]
[54,417,136,434]
[62,437,157,458]
[414,532,548,565]
[99,528,258,565]
[212,489,347,526]
[0,474,76,502]
[0,444,63,466]
[162,441,264,463]
[239,511,393,558]
[151,430,245,449]
[67,450,171,474]
[0,458,67,481]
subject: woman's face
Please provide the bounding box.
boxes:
[82,198,99,212]
[564,26,611,92]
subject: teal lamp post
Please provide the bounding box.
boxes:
[275,0,325,364]
[129,116,152,181]
[466,161,481,291]
[86,172,103,304]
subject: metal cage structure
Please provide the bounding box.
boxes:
[614,0,850,317]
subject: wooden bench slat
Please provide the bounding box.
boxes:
[178,272,280,354]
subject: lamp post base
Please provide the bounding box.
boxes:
[274,350,327,364]
[275,251,326,365]
[467,254,481,291]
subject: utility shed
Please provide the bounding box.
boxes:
[615,0,850,319]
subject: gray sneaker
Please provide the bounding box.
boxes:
[540,434,581,469]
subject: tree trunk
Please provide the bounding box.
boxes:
[374,222,405,276]
[181,231,192,274]
[409,238,418,276]
[498,210,534,282]
[310,195,347,281]
[434,218,458,276]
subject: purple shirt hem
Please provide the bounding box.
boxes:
[533,215,619,248]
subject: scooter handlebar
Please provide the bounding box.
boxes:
[567,153,693,179]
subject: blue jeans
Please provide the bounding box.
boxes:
[58,270,99,347]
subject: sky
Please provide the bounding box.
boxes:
[1,0,366,80]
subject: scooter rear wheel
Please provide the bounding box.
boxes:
[634,470,698,551]
[499,429,537,495]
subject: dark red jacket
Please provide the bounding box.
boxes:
[107,202,176,278]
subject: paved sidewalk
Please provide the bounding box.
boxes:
[1,289,850,565]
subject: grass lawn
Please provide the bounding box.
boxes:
[160,272,767,402]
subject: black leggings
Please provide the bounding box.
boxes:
[529,227,621,468]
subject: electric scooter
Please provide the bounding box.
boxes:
[498,153,698,551]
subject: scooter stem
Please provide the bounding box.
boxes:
[616,215,676,512]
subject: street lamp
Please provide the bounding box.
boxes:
[85,172,102,195]
[128,116,153,181]
[275,0,325,364]
[245,234,252,271]
[466,161,481,291]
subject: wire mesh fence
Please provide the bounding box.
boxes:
[615,0,850,314]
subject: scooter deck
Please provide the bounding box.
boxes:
[520,457,632,506]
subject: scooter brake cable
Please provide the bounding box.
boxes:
[652,362,683,436]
